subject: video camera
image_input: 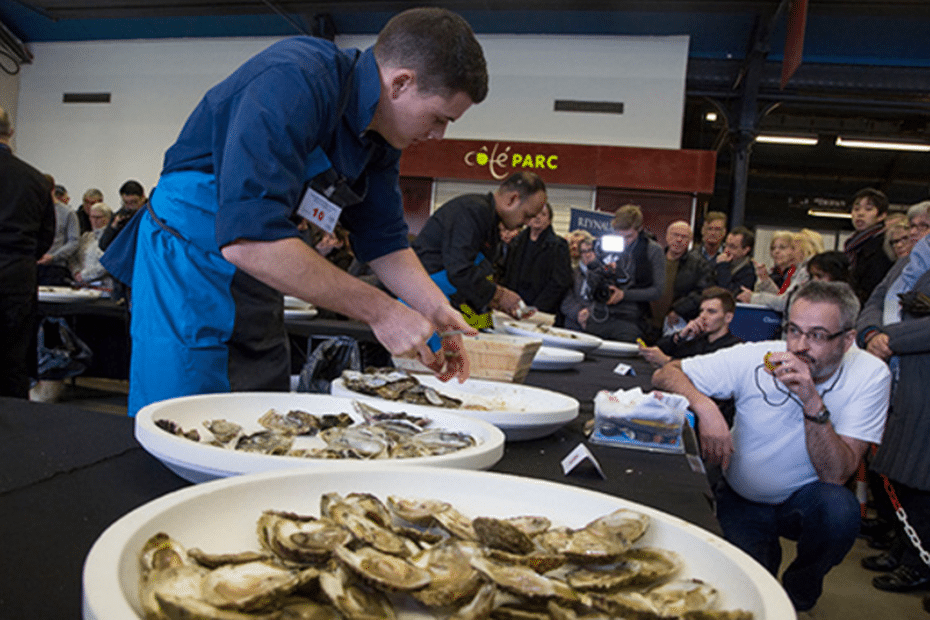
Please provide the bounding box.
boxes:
[586,234,630,303]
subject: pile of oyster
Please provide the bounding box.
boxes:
[341,368,464,408]
[138,492,752,620]
[155,401,477,460]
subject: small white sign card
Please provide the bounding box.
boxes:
[561,443,606,479]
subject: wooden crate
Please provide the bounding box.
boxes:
[391,333,543,383]
[460,333,543,383]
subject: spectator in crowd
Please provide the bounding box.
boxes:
[651,220,715,334]
[846,187,894,305]
[566,229,595,268]
[493,221,523,280]
[579,204,665,342]
[754,230,796,292]
[37,180,80,285]
[690,210,727,263]
[883,212,913,260]
[99,179,146,252]
[561,237,597,331]
[298,220,355,272]
[500,202,572,314]
[76,187,104,234]
[639,286,741,368]
[856,201,930,600]
[70,202,114,289]
[0,105,56,398]
[101,8,488,415]
[740,229,823,313]
[714,225,756,295]
[654,280,890,612]
[413,172,547,328]
[806,251,851,284]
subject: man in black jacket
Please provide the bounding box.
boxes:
[500,202,571,314]
[714,226,757,294]
[845,187,894,305]
[0,106,56,398]
[412,172,547,327]
[652,220,715,333]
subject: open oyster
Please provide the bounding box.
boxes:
[334,544,432,591]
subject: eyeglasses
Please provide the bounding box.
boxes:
[784,322,849,344]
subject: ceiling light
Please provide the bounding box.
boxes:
[835,137,930,152]
[704,112,717,122]
[807,209,851,219]
[756,134,818,146]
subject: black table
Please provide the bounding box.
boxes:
[38,297,131,380]
[0,350,717,620]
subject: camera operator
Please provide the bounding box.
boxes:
[579,204,665,342]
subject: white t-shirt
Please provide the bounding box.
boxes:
[681,341,890,504]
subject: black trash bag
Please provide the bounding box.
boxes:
[297,335,361,393]
[37,317,93,380]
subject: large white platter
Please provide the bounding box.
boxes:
[331,374,579,441]
[38,285,103,302]
[82,466,793,620]
[501,320,603,352]
[135,392,505,483]
[595,339,641,357]
[531,345,585,370]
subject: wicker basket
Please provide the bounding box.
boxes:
[391,333,543,383]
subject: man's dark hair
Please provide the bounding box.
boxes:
[375,7,488,103]
[729,226,755,252]
[499,172,546,201]
[703,210,727,227]
[701,286,736,314]
[53,184,68,199]
[119,180,145,197]
[790,280,860,330]
[852,187,889,215]
[807,251,851,283]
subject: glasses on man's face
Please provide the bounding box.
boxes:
[784,322,849,344]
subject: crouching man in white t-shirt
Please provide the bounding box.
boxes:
[653,280,890,613]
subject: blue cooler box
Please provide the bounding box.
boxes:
[730,303,782,342]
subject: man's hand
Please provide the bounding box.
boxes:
[865,332,894,361]
[314,233,339,257]
[754,260,770,282]
[490,285,524,317]
[605,285,625,305]
[37,253,53,265]
[425,305,477,383]
[715,249,732,264]
[735,286,753,303]
[676,316,705,342]
[765,351,818,403]
[638,344,671,368]
[578,307,590,329]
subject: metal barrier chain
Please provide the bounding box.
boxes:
[883,475,930,568]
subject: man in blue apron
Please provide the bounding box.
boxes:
[412,172,547,328]
[103,8,488,415]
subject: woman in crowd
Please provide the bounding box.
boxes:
[739,228,824,312]
[754,230,796,291]
[70,202,114,290]
[883,213,914,261]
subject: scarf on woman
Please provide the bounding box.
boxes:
[777,264,797,295]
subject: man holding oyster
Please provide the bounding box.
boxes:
[653,280,890,612]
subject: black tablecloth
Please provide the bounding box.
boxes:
[0,347,717,620]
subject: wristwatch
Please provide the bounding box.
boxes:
[804,405,831,424]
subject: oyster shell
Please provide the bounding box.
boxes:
[469,556,576,601]
[621,547,682,586]
[504,515,552,538]
[648,578,718,616]
[448,582,497,620]
[565,560,640,591]
[473,516,536,555]
[319,565,396,620]
[150,565,278,620]
[188,548,273,569]
[203,419,243,444]
[276,597,344,620]
[325,498,417,557]
[559,526,630,564]
[257,510,351,564]
[386,496,451,526]
[410,540,484,607]
[486,548,567,574]
[583,508,650,545]
[235,430,293,455]
[257,409,320,436]
[433,506,477,540]
[200,560,300,611]
[334,544,432,591]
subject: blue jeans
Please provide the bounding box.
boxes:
[715,478,860,611]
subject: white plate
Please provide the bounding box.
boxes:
[502,320,603,352]
[135,392,505,483]
[37,286,103,302]
[595,339,641,357]
[331,374,578,441]
[82,466,793,620]
[531,345,584,370]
